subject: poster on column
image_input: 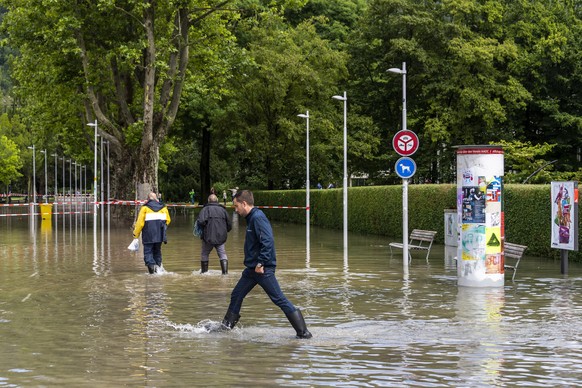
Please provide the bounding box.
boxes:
[551,181,579,251]
[462,184,486,223]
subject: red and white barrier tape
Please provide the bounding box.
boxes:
[0,200,307,214]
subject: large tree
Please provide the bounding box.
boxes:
[2,0,234,200]
[211,11,379,190]
[348,0,582,183]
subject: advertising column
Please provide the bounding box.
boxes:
[457,145,504,287]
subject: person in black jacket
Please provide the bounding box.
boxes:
[196,194,232,274]
[214,190,312,339]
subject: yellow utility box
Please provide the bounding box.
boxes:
[39,203,53,220]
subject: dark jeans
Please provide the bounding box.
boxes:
[228,267,296,315]
[143,242,163,266]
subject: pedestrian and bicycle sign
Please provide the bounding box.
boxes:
[392,130,419,156]
[395,157,416,179]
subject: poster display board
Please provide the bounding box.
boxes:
[551,181,579,251]
[457,146,504,287]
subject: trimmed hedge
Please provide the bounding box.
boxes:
[255,184,580,260]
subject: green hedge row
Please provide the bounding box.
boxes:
[254,184,580,260]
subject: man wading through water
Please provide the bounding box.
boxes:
[133,192,171,274]
[210,190,312,339]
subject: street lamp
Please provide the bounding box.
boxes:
[298,111,310,260]
[27,145,36,204]
[52,153,58,200]
[100,135,104,210]
[87,120,98,217]
[68,159,72,198]
[83,165,87,199]
[388,63,407,132]
[60,157,65,199]
[104,140,110,207]
[388,62,409,268]
[40,149,47,203]
[73,161,78,199]
[332,91,348,260]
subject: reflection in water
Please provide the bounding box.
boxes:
[445,244,457,270]
[455,287,505,386]
[0,213,581,386]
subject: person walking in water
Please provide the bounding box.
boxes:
[214,190,312,339]
[196,194,232,274]
[133,192,171,274]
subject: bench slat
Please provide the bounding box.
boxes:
[389,229,437,262]
[503,242,528,281]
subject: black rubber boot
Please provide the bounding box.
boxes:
[147,265,155,274]
[286,309,312,339]
[204,310,240,332]
[221,310,240,330]
[220,260,228,275]
[200,261,209,273]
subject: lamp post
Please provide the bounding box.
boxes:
[27,145,36,204]
[104,140,110,207]
[332,92,348,259]
[68,159,72,198]
[40,149,47,203]
[73,161,78,200]
[60,157,65,199]
[298,111,310,260]
[83,165,87,200]
[388,62,408,268]
[87,120,98,217]
[52,153,58,200]
[100,136,104,209]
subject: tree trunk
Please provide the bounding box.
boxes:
[136,141,159,201]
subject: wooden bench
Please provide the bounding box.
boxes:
[389,229,437,262]
[504,242,528,281]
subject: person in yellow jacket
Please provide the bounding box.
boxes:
[133,192,171,274]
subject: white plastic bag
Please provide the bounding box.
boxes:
[127,238,140,251]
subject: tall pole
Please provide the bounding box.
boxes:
[84,165,87,199]
[389,62,408,269]
[100,136,104,225]
[332,92,348,260]
[27,145,36,204]
[41,150,47,203]
[87,120,98,217]
[74,161,78,200]
[106,141,110,207]
[298,112,310,260]
[402,63,408,269]
[61,157,65,199]
[100,137,104,206]
[52,153,57,200]
[68,159,72,198]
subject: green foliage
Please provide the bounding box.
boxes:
[503,184,552,258]
[347,0,582,183]
[0,134,21,185]
[212,11,354,189]
[496,140,557,183]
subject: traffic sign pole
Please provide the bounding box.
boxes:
[393,129,419,270]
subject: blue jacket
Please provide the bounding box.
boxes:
[243,207,276,269]
[133,199,171,243]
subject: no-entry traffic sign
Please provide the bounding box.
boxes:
[392,130,419,156]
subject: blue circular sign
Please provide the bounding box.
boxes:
[395,157,416,179]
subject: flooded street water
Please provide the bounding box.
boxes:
[1,210,581,387]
